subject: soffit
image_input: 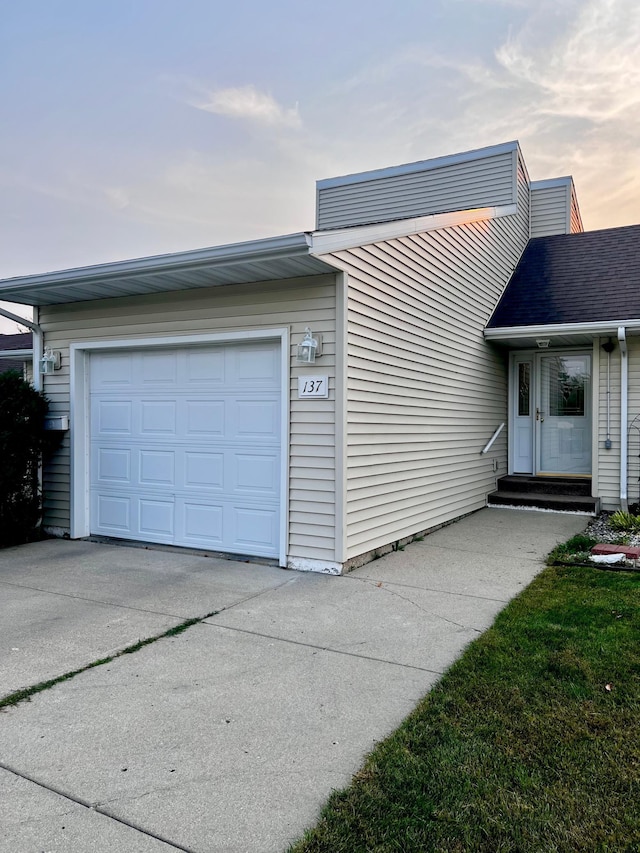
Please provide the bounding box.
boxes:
[0,233,337,307]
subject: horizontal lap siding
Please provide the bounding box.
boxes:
[325,165,529,560]
[317,150,516,230]
[596,339,640,510]
[38,275,337,560]
[530,186,569,237]
[597,342,621,509]
[627,340,640,507]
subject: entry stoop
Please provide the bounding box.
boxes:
[487,475,599,514]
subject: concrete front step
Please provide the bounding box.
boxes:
[487,490,599,514]
[495,475,592,496]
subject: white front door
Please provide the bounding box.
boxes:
[537,353,591,475]
[510,351,592,476]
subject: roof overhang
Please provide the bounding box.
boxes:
[0,233,339,307]
[0,349,33,359]
[485,319,640,349]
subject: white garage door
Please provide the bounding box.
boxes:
[89,341,281,558]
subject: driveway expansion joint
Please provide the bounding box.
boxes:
[0,761,195,852]
[202,622,445,675]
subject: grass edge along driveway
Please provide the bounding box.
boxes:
[288,560,640,853]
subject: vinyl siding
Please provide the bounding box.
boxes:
[321,161,530,560]
[596,340,621,509]
[570,183,584,233]
[626,339,640,508]
[38,275,338,561]
[317,149,517,231]
[530,185,570,237]
[596,337,640,510]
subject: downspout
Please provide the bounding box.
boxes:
[618,327,628,511]
[0,305,42,391]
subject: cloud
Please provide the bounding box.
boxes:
[330,0,640,229]
[190,85,302,129]
[496,0,640,122]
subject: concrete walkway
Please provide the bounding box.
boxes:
[0,508,585,853]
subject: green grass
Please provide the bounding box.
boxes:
[289,563,640,853]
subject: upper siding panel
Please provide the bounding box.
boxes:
[529,178,584,237]
[317,146,517,231]
[323,161,530,560]
[38,275,337,561]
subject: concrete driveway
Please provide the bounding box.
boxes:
[0,508,586,853]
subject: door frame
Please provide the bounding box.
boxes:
[508,346,596,477]
[69,328,290,567]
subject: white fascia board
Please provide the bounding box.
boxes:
[530,177,573,190]
[0,349,33,358]
[0,232,317,295]
[316,141,519,190]
[310,205,517,255]
[485,319,640,340]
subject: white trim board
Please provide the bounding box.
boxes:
[311,205,517,255]
[70,328,290,567]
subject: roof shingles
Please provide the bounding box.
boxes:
[487,224,640,328]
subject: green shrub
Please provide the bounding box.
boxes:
[609,510,640,532]
[547,533,597,565]
[0,371,57,547]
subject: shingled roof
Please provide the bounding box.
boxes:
[487,224,640,328]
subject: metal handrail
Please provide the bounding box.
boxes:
[480,422,505,455]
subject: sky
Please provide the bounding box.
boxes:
[1,0,639,332]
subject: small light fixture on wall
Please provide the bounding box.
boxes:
[536,339,551,349]
[41,348,61,374]
[297,327,322,364]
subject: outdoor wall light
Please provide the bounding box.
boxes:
[536,339,551,349]
[297,327,322,364]
[41,348,61,374]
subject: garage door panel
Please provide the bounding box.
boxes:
[96,448,131,483]
[184,451,225,490]
[184,400,225,436]
[140,400,177,435]
[234,399,279,438]
[139,499,174,538]
[184,349,225,383]
[141,350,177,384]
[233,344,279,383]
[234,453,279,494]
[231,506,278,552]
[93,493,132,533]
[139,450,175,486]
[90,342,281,558]
[92,352,133,387]
[180,501,224,545]
[95,400,132,434]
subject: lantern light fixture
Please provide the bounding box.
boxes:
[41,348,61,374]
[297,327,322,364]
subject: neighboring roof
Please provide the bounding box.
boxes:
[0,332,32,352]
[487,224,640,329]
[0,233,337,307]
[0,332,32,374]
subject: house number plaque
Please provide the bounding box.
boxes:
[298,376,329,398]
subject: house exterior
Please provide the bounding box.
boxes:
[0,332,33,379]
[0,139,635,573]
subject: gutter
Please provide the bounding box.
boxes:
[618,327,628,511]
[0,306,42,390]
[485,319,640,340]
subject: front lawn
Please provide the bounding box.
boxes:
[289,555,640,852]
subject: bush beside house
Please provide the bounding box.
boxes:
[0,371,55,547]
